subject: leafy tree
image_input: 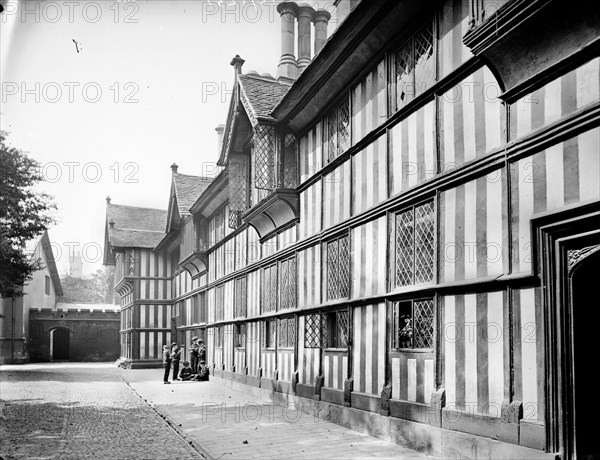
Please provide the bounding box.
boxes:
[60,266,115,304]
[0,132,56,297]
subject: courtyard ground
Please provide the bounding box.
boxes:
[0,363,430,459]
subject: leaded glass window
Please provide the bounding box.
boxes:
[279,256,297,310]
[234,276,247,318]
[228,154,248,229]
[304,314,322,348]
[283,133,298,189]
[324,309,349,349]
[325,235,350,301]
[264,319,277,348]
[278,317,296,348]
[395,23,435,110]
[324,96,351,162]
[236,323,247,348]
[392,299,434,349]
[394,201,435,288]
[215,284,225,321]
[261,264,278,313]
[255,124,277,190]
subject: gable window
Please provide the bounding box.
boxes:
[279,256,297,311]
[278,317,296,348]
[235,323,247,348]
[393,201,435,289]
[395,23,435,110]
[324,309,349,349]
[392,298,434,349]
[45,275,50,295]
[324,96,351,162]
[264,319,277,348]
[261,264,278,313]
[234,276,247,318]
[324,235,350,301]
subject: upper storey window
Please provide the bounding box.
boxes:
[395,23,435,110]
[323,96,351,163]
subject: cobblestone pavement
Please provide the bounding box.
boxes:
[123,369,432,460]
[0,363,202,460]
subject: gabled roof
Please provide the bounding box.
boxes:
[219,69,291,166]
[173,173,213,216]
[105,202,167,254]
[38,231,63,297]
[238,73,292,124]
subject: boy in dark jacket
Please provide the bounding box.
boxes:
[162,345,171,384]
[179,361,194,381]
[171,343,181,381]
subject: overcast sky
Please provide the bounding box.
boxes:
[1,0,337,276]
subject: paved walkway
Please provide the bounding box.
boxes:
[123,368,430,460]
[1,363,430,459]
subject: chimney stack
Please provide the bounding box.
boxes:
[276,1,299,80]
[297,3,315,71]
[230,54,245,81]
[314,9,331,55]
[216,125,225,158]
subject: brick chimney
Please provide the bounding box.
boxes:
[277,1,299,81]
[297,3,315,71]
[314,9,331,55]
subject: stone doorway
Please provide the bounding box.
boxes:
[50,328,70,361]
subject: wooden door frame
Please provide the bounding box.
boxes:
[531,200,600,457]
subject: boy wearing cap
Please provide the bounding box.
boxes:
[162,345,171,384]
[179,361,194,381]
[171,343,181,381]
[189,337,200,374]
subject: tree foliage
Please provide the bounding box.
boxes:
[60,266,116,304]
[0,132,56,297]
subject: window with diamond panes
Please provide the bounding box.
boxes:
[278,317,296,348]
[279,257,297,310]
[255,124,277,190]
[234,276,247,318]
[324,235,350,301]
[394,201,435,288]
[215,285,225,321]
[324,310,349,349]
[228,154,248,229]
[324,96,351,162]
[264,320,277,348]
[283,133,298,189]
[304,314,322,348]
[392,299,434,349]
[235,323,247,348]
[395,23,435,110]
[261,264,278,313]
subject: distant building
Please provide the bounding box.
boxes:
[0,231,63,363]
[104,1,600,458]
[69,252,83,279]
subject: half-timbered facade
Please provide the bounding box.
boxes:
[104,0,599,457]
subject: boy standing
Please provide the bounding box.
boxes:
[162,345,171,384]
[189,337,200,374]
[171,343,181,381]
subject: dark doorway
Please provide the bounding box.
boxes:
[52,328,70,361]
[570,248,600,460]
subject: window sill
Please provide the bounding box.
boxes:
[390,348,434,354]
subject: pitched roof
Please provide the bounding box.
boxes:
[173,173,213,215]
[238,73,292,124]
[106,203,166,249]
[39,231,63,297]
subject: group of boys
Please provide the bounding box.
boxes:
[162,336,207,384]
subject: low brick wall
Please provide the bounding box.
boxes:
[29,308,120,362]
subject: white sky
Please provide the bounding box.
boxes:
[1,0,339,276]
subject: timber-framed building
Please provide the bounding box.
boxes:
[104,1,600,458]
